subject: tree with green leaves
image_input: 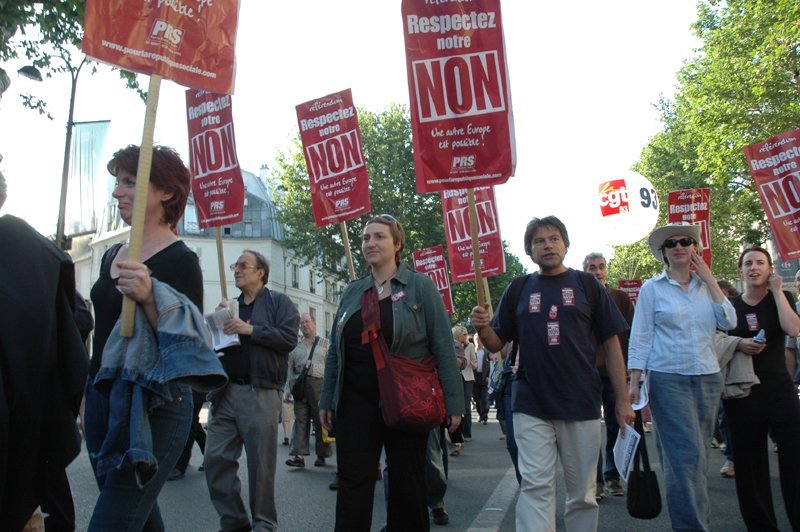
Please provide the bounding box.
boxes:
[610,0,800,285]
[269,103,528,322]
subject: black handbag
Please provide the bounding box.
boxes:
[627,410,662,519]
[290,337,320,403]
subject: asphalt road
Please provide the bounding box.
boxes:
[67,407,792,531]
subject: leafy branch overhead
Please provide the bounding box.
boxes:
[1,0,144,117]
[610,0,800,285]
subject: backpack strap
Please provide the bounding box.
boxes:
[505,273,531,367]
[577,270,601,341]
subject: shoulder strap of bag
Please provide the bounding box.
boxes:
[633,409,652,473]
[305,336,321,365]
[361,288,387,370]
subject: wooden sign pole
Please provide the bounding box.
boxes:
[216,226,228,300]
[467,188,485,307]
[341,221,356,281]
[120,73,163,337]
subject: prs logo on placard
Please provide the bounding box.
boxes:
[334,197,350,210]
[451,155,475,174]
[598,180,629,217]
[210,201,225,212]
[148,19,184,52]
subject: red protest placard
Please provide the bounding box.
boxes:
[402,0,515,193]
[296,89,371,227]
[186,90,244,228]
[442,186,505,283]
[618,280,643,306]
[412,245,455,314]
[667,188,712,269]
[743,129,800,262]
[83,0,239,94]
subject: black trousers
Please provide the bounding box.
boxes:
[473,372,489,421]
[40,469,76,532]
[724,372,800,532]
[334,384,429,532]
[176,394,206,472]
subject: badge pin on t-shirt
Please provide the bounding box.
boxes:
[529,292,541,313]
[549,305,558,319]
[746,313,759,331]
[547,322,560,346]
[562,288,575,306]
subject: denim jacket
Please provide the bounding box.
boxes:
[93,279,228,486]
[319,262,464,416]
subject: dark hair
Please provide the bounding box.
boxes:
[524,216,570,258]
[107,145,191,229]
[242,249,270,285]
[716,279,740,298]
[364,215,406,263]
[737,245,772,269]
[0,171,6,210]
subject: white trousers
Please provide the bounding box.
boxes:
[515,413,601,532]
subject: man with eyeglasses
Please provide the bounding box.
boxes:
[583,252,635,500]
[205,249,300,532]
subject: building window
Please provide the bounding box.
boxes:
[184,206,201,234]
[309,307,316,322]
[325,280,331,301]
[245,223,252,237]
[291,264,299,289]
[244,197,249,206]
[309,270,315,294]
[223,227,231,235]
[325,312,331,337]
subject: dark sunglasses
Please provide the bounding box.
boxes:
[663,237,696,249]
[380,214,397,222]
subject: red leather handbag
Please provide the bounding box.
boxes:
[361,287,446,432]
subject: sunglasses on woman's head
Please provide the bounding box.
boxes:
[663,237,696,249]
[380,214,397,222]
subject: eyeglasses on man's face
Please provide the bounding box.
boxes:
[230,262,258,272]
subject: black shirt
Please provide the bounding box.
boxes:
[89,241,203,378]
[219,299,254,380]
[728,290,795,376]
[342,297,393,404]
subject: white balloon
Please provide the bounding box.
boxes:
[595,171,660,246]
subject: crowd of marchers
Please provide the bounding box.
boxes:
[1,146,799,532]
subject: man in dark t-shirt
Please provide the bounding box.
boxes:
[471,216,634,532]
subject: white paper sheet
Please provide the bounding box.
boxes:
[204,300,240,353]
[614,423,641,483]
[631,372,650,411]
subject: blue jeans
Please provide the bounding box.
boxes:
[85,380,193,532]
[596,376,620,484]
[648,371,723,532]
[498,377,521,485]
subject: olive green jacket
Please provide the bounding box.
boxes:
[320,262,464,416]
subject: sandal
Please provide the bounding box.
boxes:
[450,444,463,457]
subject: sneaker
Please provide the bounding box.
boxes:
[431,507,449,525]
[606,479,624,496]
[314,457,326,467]
[595,483,606,500]
[167,468,185,481]
[499,434,507,440]
[282,437,289,445]
[286,456,305,468]
[329,472,339,490]
[720,461,735,477]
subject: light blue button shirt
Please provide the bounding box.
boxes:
[628,270,737,375]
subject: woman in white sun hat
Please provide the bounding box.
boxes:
[627,222,737,532]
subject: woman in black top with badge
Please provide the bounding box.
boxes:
[724,245,800,531]
[84,145,203,532]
